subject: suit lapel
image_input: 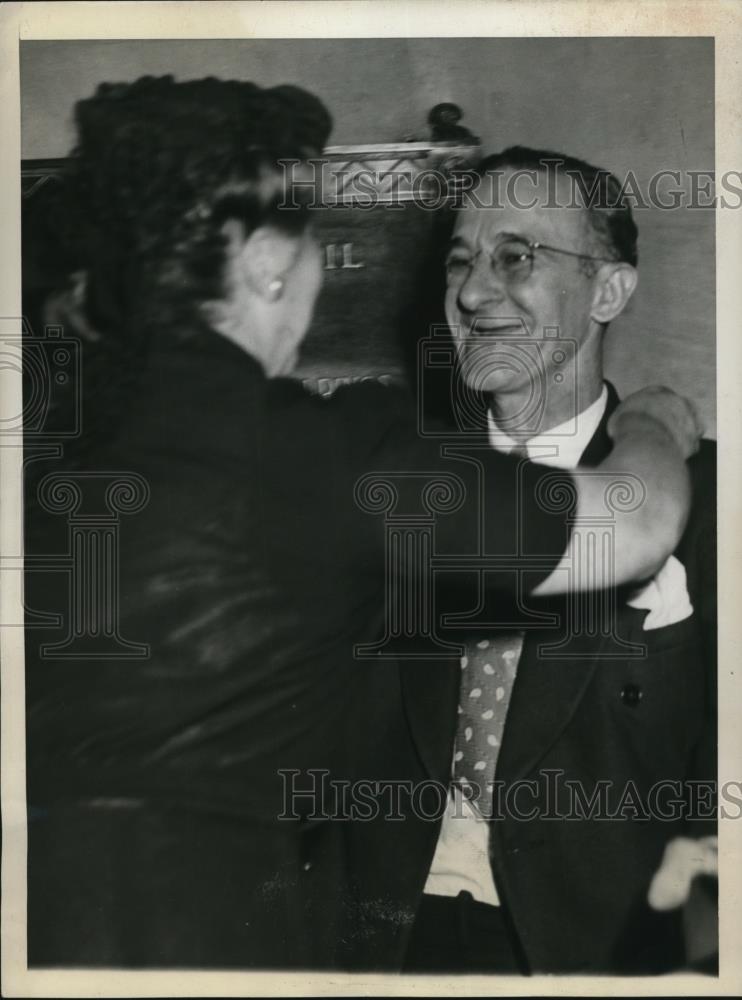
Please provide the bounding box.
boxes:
[497,383,622,783]
[495,622,612,783]
[400,658,460,781]
[578,381,620,468]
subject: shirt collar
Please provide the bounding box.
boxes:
[487,384,609,470]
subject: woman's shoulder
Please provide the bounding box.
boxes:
[263,376,416,477]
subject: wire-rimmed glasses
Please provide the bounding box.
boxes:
[445,237,617,286]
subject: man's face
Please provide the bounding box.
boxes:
[445,169,601,397]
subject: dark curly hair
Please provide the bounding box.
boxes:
[67,75,331,338]
[48,76,331,454]
[476,146,638,268]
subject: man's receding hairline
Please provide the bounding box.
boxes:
[473,152,636,266]
[463,176,601,258]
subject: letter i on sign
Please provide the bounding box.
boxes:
[324,243,365,270]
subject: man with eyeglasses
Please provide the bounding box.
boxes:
[344,147,716,975]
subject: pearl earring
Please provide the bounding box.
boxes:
[268,279,284,299]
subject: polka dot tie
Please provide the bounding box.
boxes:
[453,631,524,817]
[452,439,528,817]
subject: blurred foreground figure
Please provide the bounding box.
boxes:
[24,81,700,969]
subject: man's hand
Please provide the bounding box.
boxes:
[608,385,704,460]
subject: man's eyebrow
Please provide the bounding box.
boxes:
[495,230,530,244]
[446,235,468,252]
[446,230,531,253]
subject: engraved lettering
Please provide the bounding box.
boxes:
[324,243,365,270]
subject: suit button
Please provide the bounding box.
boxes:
[302,861,313,872]
[621,683,642,707]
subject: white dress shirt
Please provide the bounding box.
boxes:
[423,385,609,906]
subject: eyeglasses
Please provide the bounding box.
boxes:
[445,237,616,286]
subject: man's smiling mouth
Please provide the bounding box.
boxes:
[464,317,529,336]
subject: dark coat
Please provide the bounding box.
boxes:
[342,383,717,974]
[24,327,571,969]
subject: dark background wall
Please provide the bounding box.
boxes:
[20,37,716,434]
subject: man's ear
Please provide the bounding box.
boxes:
[229,221,296,303]
[590,263,638,325]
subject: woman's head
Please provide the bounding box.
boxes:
[67,75,332,369]
[208,177,324,375]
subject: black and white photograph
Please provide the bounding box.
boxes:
[2,2,740,995]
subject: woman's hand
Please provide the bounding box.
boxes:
[608,385,704,461]
[647,835,718,910]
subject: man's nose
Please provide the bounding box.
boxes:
[456,253,506,314]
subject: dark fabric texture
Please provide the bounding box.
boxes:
[342,383,717,975]
[402,892,526,975]
[24,326,572,969]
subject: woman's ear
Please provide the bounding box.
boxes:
[590,263,638,325]
[230,222,297,303]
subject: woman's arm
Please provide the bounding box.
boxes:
[534,387,700,597]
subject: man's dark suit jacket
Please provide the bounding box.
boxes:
[342,382,717,975]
